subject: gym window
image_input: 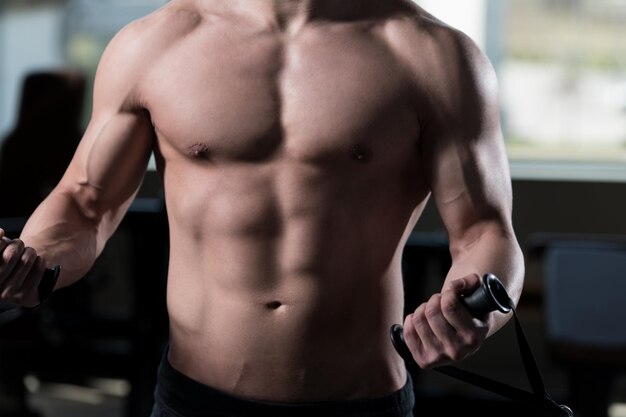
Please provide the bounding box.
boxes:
[423,0,626,182]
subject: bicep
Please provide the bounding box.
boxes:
[60,110,154,224]
[428,120,513,245]
[55,23,154,232]
[422,33,514,246]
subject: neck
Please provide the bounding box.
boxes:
[233,0,362,31]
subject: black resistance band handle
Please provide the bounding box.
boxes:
[38,265,61,303]
[390,273,512,362]
[460,273,513,317]
[0,265,60,319]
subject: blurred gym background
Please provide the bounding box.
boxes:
[1,0,626,416]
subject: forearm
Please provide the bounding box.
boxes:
[18,187,112,289]
[445,224,525,336]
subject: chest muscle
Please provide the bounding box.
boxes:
[144,23,418,165]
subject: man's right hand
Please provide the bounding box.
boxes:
[0,228,47,307]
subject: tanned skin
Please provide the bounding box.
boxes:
[0,0,524,403]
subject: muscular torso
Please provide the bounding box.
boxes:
[139,0,432,401]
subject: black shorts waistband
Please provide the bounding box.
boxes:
[154,347,415,417]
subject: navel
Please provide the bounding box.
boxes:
[265,301,284,310]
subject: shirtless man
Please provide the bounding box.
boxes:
[0,0,524,416]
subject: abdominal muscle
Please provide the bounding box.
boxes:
[160,161,421,402]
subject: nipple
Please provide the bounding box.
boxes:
[188,143,212,159]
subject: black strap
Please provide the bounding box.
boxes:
[431,308,573,417]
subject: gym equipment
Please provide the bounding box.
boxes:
[0,265,60,326]
[390,273,573,417]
